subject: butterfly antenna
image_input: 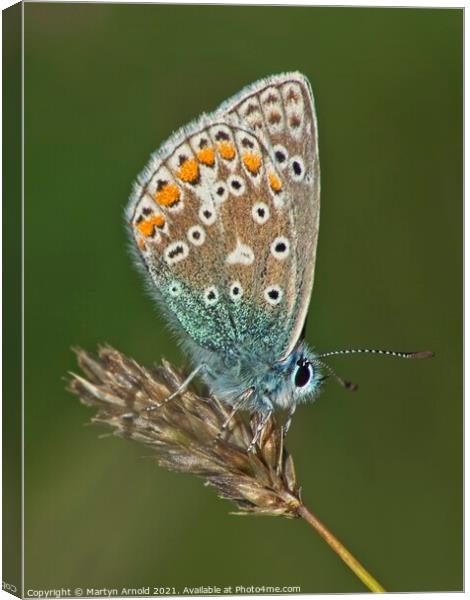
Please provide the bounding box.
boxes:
[315,348,433,393]
[317,348,434,360]
[315,360,358,392]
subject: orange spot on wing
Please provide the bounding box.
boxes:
[137,214,166,237]
[242,152,262,175]
[177,159,199,183]
[138,238,146,250]
[197,147,215,166]
[152,214,165,228]
[269,173,283,193]
[137,220,154,237]
[155,183,180,207]
[217,141,236,161]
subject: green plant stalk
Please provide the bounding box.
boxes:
[296,503,386,593]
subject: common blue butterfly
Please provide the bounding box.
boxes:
[127,72,431,450]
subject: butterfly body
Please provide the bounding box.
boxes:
[180,335,322,412]
[127,72,322,424]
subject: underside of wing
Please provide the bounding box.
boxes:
[220,72,321,358]
[127,72,320,362]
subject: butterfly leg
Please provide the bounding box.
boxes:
[146,363,206,412]
[216,387,255,442]
[247,397,274,453]
[283,404,297,437]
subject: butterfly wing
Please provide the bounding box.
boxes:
[127,72,320,362]
[220,72,320,358]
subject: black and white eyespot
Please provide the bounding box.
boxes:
[199,204,217,226]
[289,155,305,182]
[272,144,289,170]
[187,225,206,246]
[213,181,229,203]
[264,285,283,306]
[228,175,246,197]
[203,286,219,307]
[164,241,189,265]
[229,281,244,302]
[168,280,183,298]
[293,359,314,388]
[251,202,270,225]
[270,236,290,260]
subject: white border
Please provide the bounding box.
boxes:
[0,2,464,600]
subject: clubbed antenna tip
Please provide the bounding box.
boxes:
[67,345,387,592]
[406,350,434,359]
[344,380,359,391]
[316,347,433,393]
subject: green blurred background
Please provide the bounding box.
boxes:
[23,4,462,593]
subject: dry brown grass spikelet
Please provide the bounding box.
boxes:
[68,345,386,592]
[69,345,301,518]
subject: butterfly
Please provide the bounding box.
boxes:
[126,72,431,450]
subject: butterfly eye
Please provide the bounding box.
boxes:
[294,360,313,388]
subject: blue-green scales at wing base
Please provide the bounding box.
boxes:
[127,72,432,448]
[127,73,322,433]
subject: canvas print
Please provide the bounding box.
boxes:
[3,2,463,596]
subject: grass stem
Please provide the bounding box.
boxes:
[297,503,386,593]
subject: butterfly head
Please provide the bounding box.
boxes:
[280,345,324,405]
